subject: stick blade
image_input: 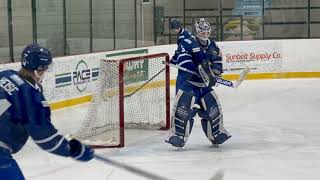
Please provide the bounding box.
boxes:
[234,66,250,88]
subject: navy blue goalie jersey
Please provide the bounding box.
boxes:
[0,70,72,157]
[171,37,223,92]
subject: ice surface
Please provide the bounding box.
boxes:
[15,78,320,180]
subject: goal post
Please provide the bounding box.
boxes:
[73,53,170,147]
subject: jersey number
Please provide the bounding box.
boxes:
[180,45,186,53]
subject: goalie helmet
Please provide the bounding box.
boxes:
[194,18,211,41]
[21,44,53,71]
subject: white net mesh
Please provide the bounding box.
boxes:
[73,53,169,147]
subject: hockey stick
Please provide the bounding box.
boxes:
[167,63,249,88]
[94,154,171,180]
[124,67,166,98]
[233,66,250,88]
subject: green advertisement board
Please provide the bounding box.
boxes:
[124,59,148,85]
[106,49,149,85]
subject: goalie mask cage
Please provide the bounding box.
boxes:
[74,53,170,147]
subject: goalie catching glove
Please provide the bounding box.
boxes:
[198,59,222,87]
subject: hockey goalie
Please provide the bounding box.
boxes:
[165,18,231,148]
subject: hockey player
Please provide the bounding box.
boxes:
[0,44,94,179]
[170,19,194,67]
[166,18,231,148]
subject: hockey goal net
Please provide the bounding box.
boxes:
[73,53,170,147]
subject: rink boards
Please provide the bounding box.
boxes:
[0,39,319,110]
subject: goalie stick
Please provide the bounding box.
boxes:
[167,63,250,88]
[94,154,171,180]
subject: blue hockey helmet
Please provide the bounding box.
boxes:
[170,19,181,30]
[21,44,53,71]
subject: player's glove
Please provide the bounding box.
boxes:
[69,139,94,162]
[169,50,179,65]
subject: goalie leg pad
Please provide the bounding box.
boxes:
[166,119,194,147]
[166,90,196,147]
[200,119,231,145]
[198,90,231,145]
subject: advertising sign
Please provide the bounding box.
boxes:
[233,0,272,16]
[124,60,148,85]
[220,40,282,73]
